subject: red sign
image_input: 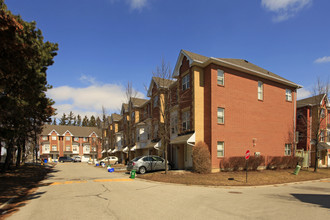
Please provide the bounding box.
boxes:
[245,150,250,160]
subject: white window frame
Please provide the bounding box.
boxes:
[320,130,325,142]
[258,81,263,100]
[51,136,57,140]
[182,111,190,131]
[83,137,88,142]
[217,141,224,157]
[182,74,190,91]
[153,95,158,107]
[66,146,71,151]
[65,136,70,141]
[43,145,50,153]
[74,137,79,141]
[217,69,224,86]
[42,136,48,141]
[286,89,292,101]
[72,145,78,152]
[217,107,225,124]
[285,144,292,156]
[51,145,57,151]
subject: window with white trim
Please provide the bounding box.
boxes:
[83,137,88,142]
[51,145,57,151]
[217,69,224,86]
[74,137,79,141]
[217,141,224,157]
[43,145,50,152]
[286,89,292,101]
[153,95,158,107]
[320,130,325,142]
[42,136,48,140]
[217,107,225,124]
[182,74,190,91]
[72,145,78,152]
[258,81,263,100]
[52,136,56,140]
[327,130,330,143]
[65,136,70,141]
[182,111,190,131]
[66,146,71,151]
[285,144,292,156]
[171,115,178,134]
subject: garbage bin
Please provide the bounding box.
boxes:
[130,170,136,179]
[44,159,48,164]
[293,164,301,175]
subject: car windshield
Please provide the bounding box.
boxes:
[132,156,142,162]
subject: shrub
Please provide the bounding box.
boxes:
[222,156,265,171]
[267,156,303,169]
[192,142,211,174]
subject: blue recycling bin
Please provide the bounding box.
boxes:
[43,159,48,163]
[108,168,114,172]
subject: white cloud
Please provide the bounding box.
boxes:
[297,87,312,100]
[47,76,145,119]
[261,0,312,22]
[314,56,330,64]
[127,0,148,11]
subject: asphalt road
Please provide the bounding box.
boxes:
[7,163,330,220]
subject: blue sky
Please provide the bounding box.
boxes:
[6,0,330,118]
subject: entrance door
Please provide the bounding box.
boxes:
[328,154,330,167]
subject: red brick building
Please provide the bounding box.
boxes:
[171,50,301,171]
[39,125,102,162]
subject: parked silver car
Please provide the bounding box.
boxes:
[127,155,171,174]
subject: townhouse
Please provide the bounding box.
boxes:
[102,49,302,172]
[169,50,301,171]
[296,94,330,167]
[39,124,102,162]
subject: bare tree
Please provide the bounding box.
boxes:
[297,77,329,172]
[152,58,174,174]
[125,81,137,161]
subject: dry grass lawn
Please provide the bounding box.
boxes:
[139,168,330,186]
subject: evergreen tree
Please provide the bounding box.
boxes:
[96,116,102,128]
[67,111,74,125]
[72,116,77,126]
[89,115,96,127]
[59,113,68,125]
[82,116,89,127]
[76,115,82,126]
[52,118,57,125]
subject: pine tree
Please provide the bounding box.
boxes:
[52,118,57,125]
[96,116,102,128]
[59,113,68,125]
[77,115,82,126]
[67,111,74,125]
[89,115,96,127]
[82,116,89,127]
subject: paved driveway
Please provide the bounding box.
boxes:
[8,163,330,220]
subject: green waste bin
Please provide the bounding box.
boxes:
[130,170,136,179]
[293,164,301,175]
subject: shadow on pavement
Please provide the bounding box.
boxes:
[291,194,330,209]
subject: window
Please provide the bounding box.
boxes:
[285,144,292,156]
[320,131,325,142]
[258,81,263,100]
[43,145,50,152]
[83,137,88,142]
[217,142,224,157]
[327,131,330,143]
[217,108,225,124]
[286,89,292,101]
[72,145,78,152]
[171,116,178,134]
[92,147,96,151]
[65,136,70,141]
[182,74,190,91]
[52,136,57,140]
[153,95,158,107]
[42,136,48,141]
[52,145,57,151]
[66,146,71,151]
[182,111,190,131]
[217,69,224,86]
[320,108,325,118]
[74,137,79,141]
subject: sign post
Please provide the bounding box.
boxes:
[245,150,250,183]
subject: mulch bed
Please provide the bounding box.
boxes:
[0,164,54,219]
[138,168,330,186]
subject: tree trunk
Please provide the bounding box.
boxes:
[3,141,14,172]
[16,141,22,167]
[314,143,318,172]
[164,138,168,174]
[22,140,26,164]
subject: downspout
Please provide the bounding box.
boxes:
[309,105,312,166]
[293,89,296,156]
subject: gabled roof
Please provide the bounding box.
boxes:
[111,113,122,122]
[147,77,176,97]
[130,97,149,108]
[41,125,101,137]
[121,103,129,115]
[173,49,302,89]
[297,94,327,108]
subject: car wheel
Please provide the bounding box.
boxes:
[139,166,146,174]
